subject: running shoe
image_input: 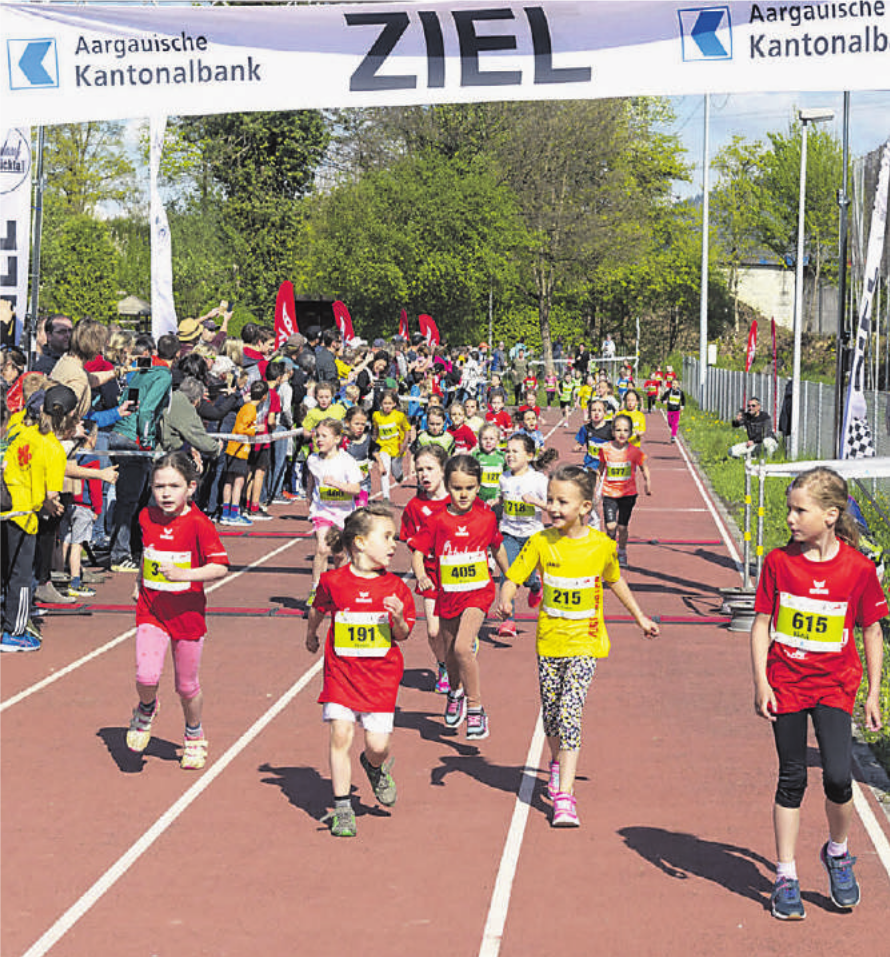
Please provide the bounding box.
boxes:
[360,752,397,806]
[218,514,235,526]
[126,700,158,753]
[323,804,357,838]
[547,760,561,799]
[111,557,140,573]
[282,490,303,501]
[551,792,580,827]
[466,708,489,740]
[435,663,451,695]
[229,514,253,527]
[528,583,543,609]
[34,581,76,604]
[67,582,96,598]
[0,630,41,652]
[820,843,860,909]
[249,511,273,521]
[771,876,805,920]
[496,621,517,639]
[444,689,467,729]
[180,737,209,771]
[24,618,43,641]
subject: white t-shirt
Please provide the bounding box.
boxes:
[499,469,549,538]
[307,450,361,526]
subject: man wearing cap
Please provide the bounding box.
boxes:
[199,303,232,351]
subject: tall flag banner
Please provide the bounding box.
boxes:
[771,318,778,427]
[840,139,889,460]
[399,308,409,340]
[743,318,757,407]
[149,115,176,340]
[332,300,355,342]
[0,127,31,346]
[418,313,440,348]
[274,280,297,348]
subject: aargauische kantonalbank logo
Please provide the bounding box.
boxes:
[678,6,733,61]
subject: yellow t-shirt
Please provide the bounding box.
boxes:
[578,385,593,408]
[626,409,647,446]
[3,424,66,534]
[507,526,620,658]
[372,409,409,456]
[302,402,346,452]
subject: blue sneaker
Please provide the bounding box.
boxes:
[230,513,253,527]
[820,843,860,909]
[771,876,805,920]
[1,630,41,652]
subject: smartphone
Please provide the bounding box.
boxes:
[136,355,151,369]
[126,387,140,407]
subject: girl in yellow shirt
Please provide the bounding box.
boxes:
[371,391,410,501]
[498,464,658,827]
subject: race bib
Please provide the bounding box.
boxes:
[606,462,631,483]
[542,572,600,620]
[481,467,502,487]
[333,610,392,657]
[358,460,370,477]
[773,592,847,653]
[587,440,605,458]
[503,498,535,518]
[440,550,489,592]
[142,547,191,593]
[378,422,399,441]
[320,485,351,502]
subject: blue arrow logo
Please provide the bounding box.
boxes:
[678,7,732,61]
[691,11,727,56]
[18,41,53,85]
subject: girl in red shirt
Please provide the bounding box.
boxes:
[306,505,415,838]
[751,467,887,921]
[410,455,510,740]
[126,451,229,771]
[597,414,651,567]
[400,445,450,694]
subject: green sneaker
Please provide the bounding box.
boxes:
[360,752,397,806]
[324,804,357,838]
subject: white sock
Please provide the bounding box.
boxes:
[776,860,797,881]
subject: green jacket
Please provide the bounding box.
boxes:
[113,365,172,449]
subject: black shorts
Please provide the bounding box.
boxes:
[224,455,249,478]
[248,447,271,472]
[602,494,637,526]
[560,399,572,409]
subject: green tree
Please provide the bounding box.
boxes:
[41,215,119,321]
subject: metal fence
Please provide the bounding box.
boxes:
[681,356,890,462]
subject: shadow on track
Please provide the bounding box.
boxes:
[97,727,180,774]
[258,762,390,825]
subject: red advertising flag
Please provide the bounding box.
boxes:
[418,313,439,347]
[274,280,297,349]
[399,308,409,340]
[771,317,778,426]
[332,300,355,342]
[745,319,758,373]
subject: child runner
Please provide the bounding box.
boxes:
[485,390,513,446]
[498,464,658,826]
[517,407,545,449]
[598,414,651,567]
[343,405,378,508]
[448,402,478,452]
[473,423,506,507]
[750,467,887,920]
[544,367,558,408]
[622,389,647,447]
[662,380,686,444]
[463,397,485,436]
[558,371,576,428]
[305,505,416,837]
[400,445,451,693]
[371,390,410,502]
[61,421,104,598]
[573,399,612,477]
[126,451,229,770]
[306,418,362,607]
[410,455,510,740]
[221,380,266,527]
[643,371,660,414]
[411,405,456,458]
[496,434,557,638]
[577,374,595,419]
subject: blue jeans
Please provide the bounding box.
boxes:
[501,532,540,620]
[107,433,151,563]
[265,425,289,501]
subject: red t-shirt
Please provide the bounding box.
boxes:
[409,500,502,618]
[486,408,513,438]
[401,494,449,596]
[754,541,888,713]
[314,564,416,713]
[449,424,478,452]
[136,504,229,640]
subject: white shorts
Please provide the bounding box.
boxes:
[322,701,394,734]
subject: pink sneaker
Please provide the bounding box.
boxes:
[528,584,543,609]
[552,792,580,827]
[547,760,561,799]
[435,663,451,695]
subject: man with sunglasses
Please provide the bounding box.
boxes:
[730,397,779,459]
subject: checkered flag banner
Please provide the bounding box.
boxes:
[841,139,889,460]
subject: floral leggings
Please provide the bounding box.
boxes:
[537,654,597,751]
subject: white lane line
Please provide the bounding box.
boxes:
[675,428,890,881]
[21,656,324,957]
[0,537,302,713]
[478,713,546,957]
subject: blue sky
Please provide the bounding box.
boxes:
[666,89,890,198]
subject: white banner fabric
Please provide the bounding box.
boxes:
[840,138,889,459]
[0,127,32,345]
[2,1,890,127]
[149,115,177,341]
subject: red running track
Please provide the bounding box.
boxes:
[2,409,888,957]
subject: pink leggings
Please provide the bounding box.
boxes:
[135,623,204,700]
[667,409,681,437]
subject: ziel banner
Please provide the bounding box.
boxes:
[2,1,890,126]
[0,127,32,345]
